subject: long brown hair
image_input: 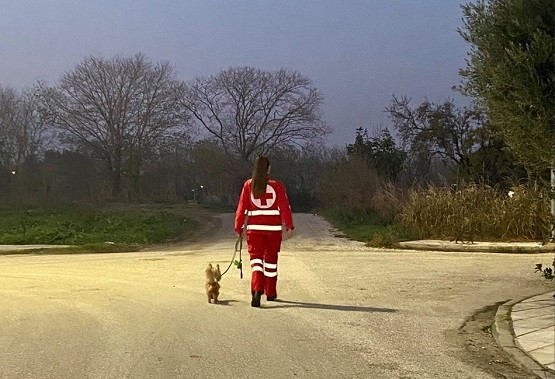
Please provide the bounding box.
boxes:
[251,156,270,198]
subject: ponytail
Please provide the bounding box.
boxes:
[251,156,270,198]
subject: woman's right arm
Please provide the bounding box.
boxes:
[234,181,250,235]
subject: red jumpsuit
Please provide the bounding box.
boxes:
[235,178,294,298]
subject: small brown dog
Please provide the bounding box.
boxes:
[205,263,222,304]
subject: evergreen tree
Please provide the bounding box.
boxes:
[347,127,406,181]
[458,0,554,177]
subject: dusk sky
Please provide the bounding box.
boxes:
[0,1,470,147]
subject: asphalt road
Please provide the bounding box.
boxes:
[0,213,552,379]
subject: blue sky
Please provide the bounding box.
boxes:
[0,1,470,147]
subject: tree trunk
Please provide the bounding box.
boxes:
[111,170,121,198]
[112,149,122,198]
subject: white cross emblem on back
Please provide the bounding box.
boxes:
[251,184,276,209]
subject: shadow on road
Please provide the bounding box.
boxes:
[212,299,241,306]
[266,299,398,313]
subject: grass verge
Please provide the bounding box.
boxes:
[319,209,415,247]
[0,203,213,254]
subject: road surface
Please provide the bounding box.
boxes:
[0,213,552,378]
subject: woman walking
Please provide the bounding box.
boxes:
[235,156,294,307]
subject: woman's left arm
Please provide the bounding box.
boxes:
[278,182,294,232]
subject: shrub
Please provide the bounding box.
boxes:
[317,157,383,214]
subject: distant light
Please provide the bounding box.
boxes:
[11,170,16,175]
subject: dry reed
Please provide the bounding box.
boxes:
[399,183,551,241]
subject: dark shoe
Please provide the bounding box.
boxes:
[251,291,262,307]
[267,296,277,301]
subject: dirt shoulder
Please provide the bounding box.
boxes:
[445,304,538,379]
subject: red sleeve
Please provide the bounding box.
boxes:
[234,180,250,234]
[277,181,294,231]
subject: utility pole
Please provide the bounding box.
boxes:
[551,163,555,242]
[552,161,555,284]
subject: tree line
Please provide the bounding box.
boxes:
[1,0,552,217]
[0,56,333,207]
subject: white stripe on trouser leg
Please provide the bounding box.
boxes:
[251,258,264,273]
[264,262,278,277]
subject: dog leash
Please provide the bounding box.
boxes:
[220,235,243,279]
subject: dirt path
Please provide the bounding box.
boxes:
[0,213,551,378]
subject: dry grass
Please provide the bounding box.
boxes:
[372,182,407,222]
[399,183,551,241]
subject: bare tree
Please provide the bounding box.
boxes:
[386,95,484,177]
[270,143,341,211]
[0,86,50,171]
[182,66,331,162]
[38,53,191,197]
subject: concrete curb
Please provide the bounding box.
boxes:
[0,245,73,251]
[0,245,75,255]
[396,240,555,253]
[492,294,555,379]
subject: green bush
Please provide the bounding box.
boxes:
[0,205,193,245]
